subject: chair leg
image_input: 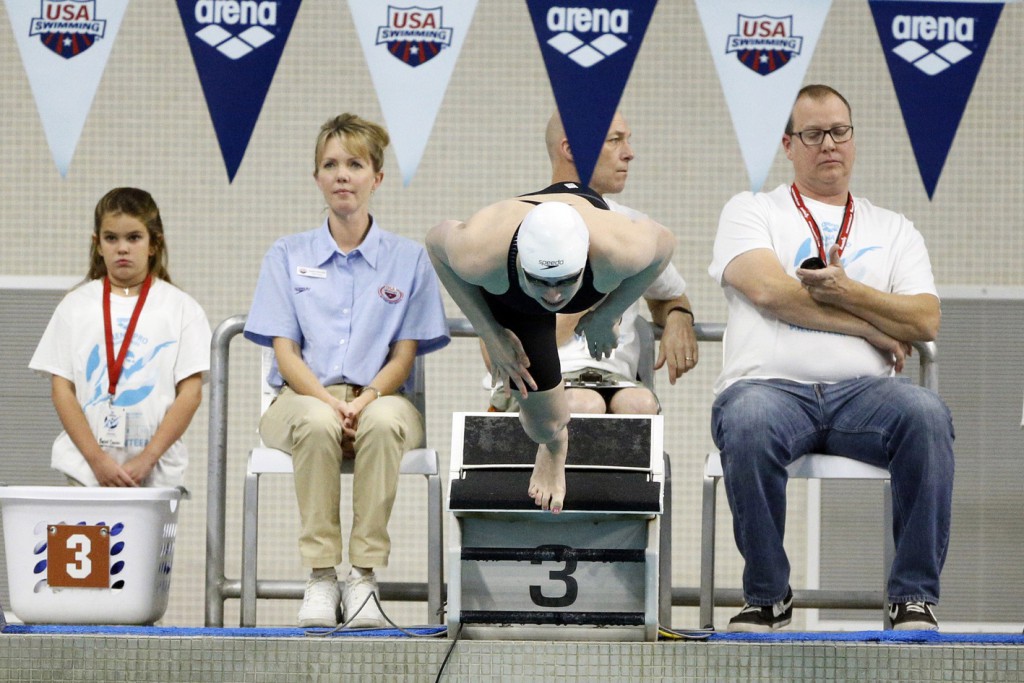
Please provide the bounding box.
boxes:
[882,479,895,630]
[427,471,443,625]
[240,470,260,627]
[659,452,672,627]
[699,475,719,630]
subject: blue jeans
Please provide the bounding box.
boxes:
[711,376,954,606]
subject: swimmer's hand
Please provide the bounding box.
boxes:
[486,328,537,399]
[575,310,619,360]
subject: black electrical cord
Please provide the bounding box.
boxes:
[433,622,462,682]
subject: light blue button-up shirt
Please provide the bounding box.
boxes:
[244,218,450,391]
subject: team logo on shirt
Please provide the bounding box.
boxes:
[379,285,404,304]
[726,15,803,76]
[29,0,108,59]
[375,6,453,67]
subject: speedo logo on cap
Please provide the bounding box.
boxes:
[545,6,630,68]
[193,0,279,60]
[538,259,565,270]
[889,14,975,76]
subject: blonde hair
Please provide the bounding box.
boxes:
[314,113,390,174]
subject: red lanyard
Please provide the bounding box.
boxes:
[103,275,153,400]
[789,183,855,264]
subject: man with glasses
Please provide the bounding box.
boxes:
[428,189,675,515]
[708,84,954,632]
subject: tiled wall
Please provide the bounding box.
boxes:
[1,634,1022,682]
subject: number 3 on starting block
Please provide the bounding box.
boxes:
[47,525,110,588]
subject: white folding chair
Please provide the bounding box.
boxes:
[698,339,937,630]
[239,348,443,626]
[633,316,675,626]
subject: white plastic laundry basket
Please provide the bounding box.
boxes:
[0,486,185,624]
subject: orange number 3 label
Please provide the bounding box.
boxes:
[47,525,110,588]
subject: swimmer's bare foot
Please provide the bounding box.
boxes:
[528,442,566,513]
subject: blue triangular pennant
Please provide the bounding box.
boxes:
[176,1,302,182]
[524,0,657,188]
[869,0,1003,199]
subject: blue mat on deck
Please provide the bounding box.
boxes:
[1,624,447,638]
[2,624,1022,644]
[708,630,1024,645]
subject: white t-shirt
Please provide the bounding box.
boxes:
[29,279,212,486]
[708,184,938,394]
[484,198,687,389]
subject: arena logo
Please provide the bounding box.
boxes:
[544,6,631,68]
[28,0,108,59]
[889,14,975,76]
[374,6,454,67]
[192,0,279,60]
[725,14,803,76]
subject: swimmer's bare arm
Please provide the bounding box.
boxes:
[577,216,676,359]
[427,214,537,397]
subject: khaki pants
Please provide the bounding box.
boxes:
[259,384,424,570]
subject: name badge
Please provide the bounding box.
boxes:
[96,406,127,449]
[296,266,327,279]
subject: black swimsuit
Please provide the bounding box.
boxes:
[481,183,609,392]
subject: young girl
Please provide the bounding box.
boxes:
[30,188,212,487]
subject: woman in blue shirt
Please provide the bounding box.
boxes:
[244,114,449,629]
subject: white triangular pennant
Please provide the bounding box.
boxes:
[347,1,478,186]
[5,0,129,177]
[695,0,832,191]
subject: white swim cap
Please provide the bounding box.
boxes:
[517,202,589,278]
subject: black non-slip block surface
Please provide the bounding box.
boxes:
[449,470,660,511]
[460,415,653,468]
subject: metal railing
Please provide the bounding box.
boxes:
[204,315,934,625]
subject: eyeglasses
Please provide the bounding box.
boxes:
[790,125,854,146]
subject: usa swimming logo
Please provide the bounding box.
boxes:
[191,0,280,60]
[726,15,803,76]
[544,5,631,68]
[29,0,108,59]
[375,6,453,67]
[888,14,975,76]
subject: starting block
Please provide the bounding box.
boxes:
[446,412,667,641]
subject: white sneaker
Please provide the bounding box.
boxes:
[342,572,386,629]
[297,574,341,628]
